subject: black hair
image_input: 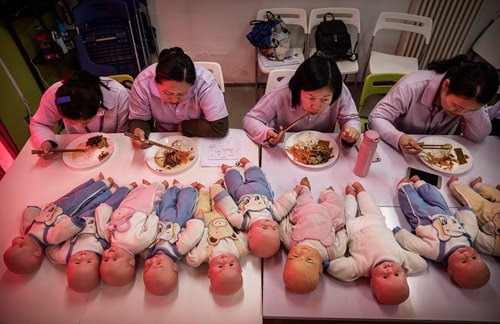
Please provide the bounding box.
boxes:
[155,47,196,85]
[428,54,499,104]
[55,70,110,120]
[289,53,343,107]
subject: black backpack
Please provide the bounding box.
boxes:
[315,13,357,61]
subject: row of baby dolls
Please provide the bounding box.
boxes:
[3,157,499,303]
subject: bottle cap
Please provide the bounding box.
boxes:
[364,130,379,142]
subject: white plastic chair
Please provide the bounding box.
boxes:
[255,8,307,87]
[308,8,361,79]
[195,61,225,93]
[362,11,433,80]
[264,68,296,94]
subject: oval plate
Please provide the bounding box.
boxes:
[62,133,114,169]
[417,136,473,174]
[145,135,198,174]
[285,131,339,168]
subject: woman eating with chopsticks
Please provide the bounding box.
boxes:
[243,53,361,147]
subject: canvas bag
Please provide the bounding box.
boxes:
[315,13,357,61]
[246,11,291,61]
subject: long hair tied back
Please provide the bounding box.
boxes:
[428,54,499,104]
[155,47,196,85]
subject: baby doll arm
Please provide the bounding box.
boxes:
[326,256,363,281]
[45,243,70,264]
[279,215,294,251]
[195,187,211,216]
[455,208,495,255]
[393,227,438,260]
[21,206,41,234]
[184,229,208,268]
[45,214,86,245]
[270,189,299,222]
[213,189,246,229]
[400,249,428,275]
[95,203,114,242]
[344,194,358,224]
[175,219,205,256]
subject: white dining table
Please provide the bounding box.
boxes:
[261,134,500,322]
[0,129,262,324]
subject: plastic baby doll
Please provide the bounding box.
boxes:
[219,157,299,258]
[96,180,165,286]
[327,182,428,305]
[279,177,347,294]
[46,182,135,292]
[142,180,205,296]
[184,181,249,295]
[395,176,491,289]
[447,176,500,257]
[3,174,113,274]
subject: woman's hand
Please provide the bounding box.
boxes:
[132,128,152,149]
[340,125,360,144]
[39,141,57,160]
[265,127,285,146]
[398,134,422,155]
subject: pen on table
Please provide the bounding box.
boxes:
[263,113,309,143]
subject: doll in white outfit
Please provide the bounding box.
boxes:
[327,182,428,305]
[185,181,249,295]
[96,180,165,286]
[280,177,347,293]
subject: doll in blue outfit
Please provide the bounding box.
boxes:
[394,175,491,289]
[46,181,135,292]
[142,180,204,295]
[219,157,299,258]
[3,173,113,274]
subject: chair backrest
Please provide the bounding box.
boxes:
[358,73,405,131]
[195,61,225,93]
[256,8,307,49]
[373,12,433,45]
[308,8,360,57]
[107,74,134,89]
[265,68,296,94]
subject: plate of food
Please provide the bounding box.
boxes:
[62,133,114,169]
[285,131,339,168]
[145,135,198,173]
[417,136,473,174]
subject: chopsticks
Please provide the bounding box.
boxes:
[403,143,452,150]
[263,113,309,143]
[124,132,179,152]
[31,148,86,154]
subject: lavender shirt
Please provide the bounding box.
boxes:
[243,77,360,145]
[30,78,130,148]
[129,64,228,132]
[368,70,492,150]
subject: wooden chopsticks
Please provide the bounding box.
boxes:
[124,132,179,152]
[263,113,309,143]
[31,148,86,154]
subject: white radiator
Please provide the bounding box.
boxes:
[397,0,483,68]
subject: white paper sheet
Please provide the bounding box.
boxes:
[201,129,243,166]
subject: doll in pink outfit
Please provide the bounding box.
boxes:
[184,180,249,295]
[219,157,300,258]
[96,180,165,286]
[3,174,113,274]
[280,177,347,293]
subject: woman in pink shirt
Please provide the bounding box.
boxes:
[129,47,228,148]
[368,55,498,154]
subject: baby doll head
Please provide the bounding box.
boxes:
[3,235,44,274]
[447,247,490,289]
[143,252,179,296]
[283,244,323,293]
[99,246,136,286]
[248,219,280,258]
[370,261,409,305]
[208,253,243,295]
[66,251,101,292]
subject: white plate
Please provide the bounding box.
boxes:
[145,135,198,174]
[62,133,114,169]
[417,136,473,174]
[285,131,339,168]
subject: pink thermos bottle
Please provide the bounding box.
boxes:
[353,130,379,177]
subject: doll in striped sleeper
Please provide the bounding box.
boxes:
[184,180,249,295]
[3,173,113,275]
[218,157,300,258]
[142,180,205,296]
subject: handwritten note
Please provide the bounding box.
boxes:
[201,130,242,166]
